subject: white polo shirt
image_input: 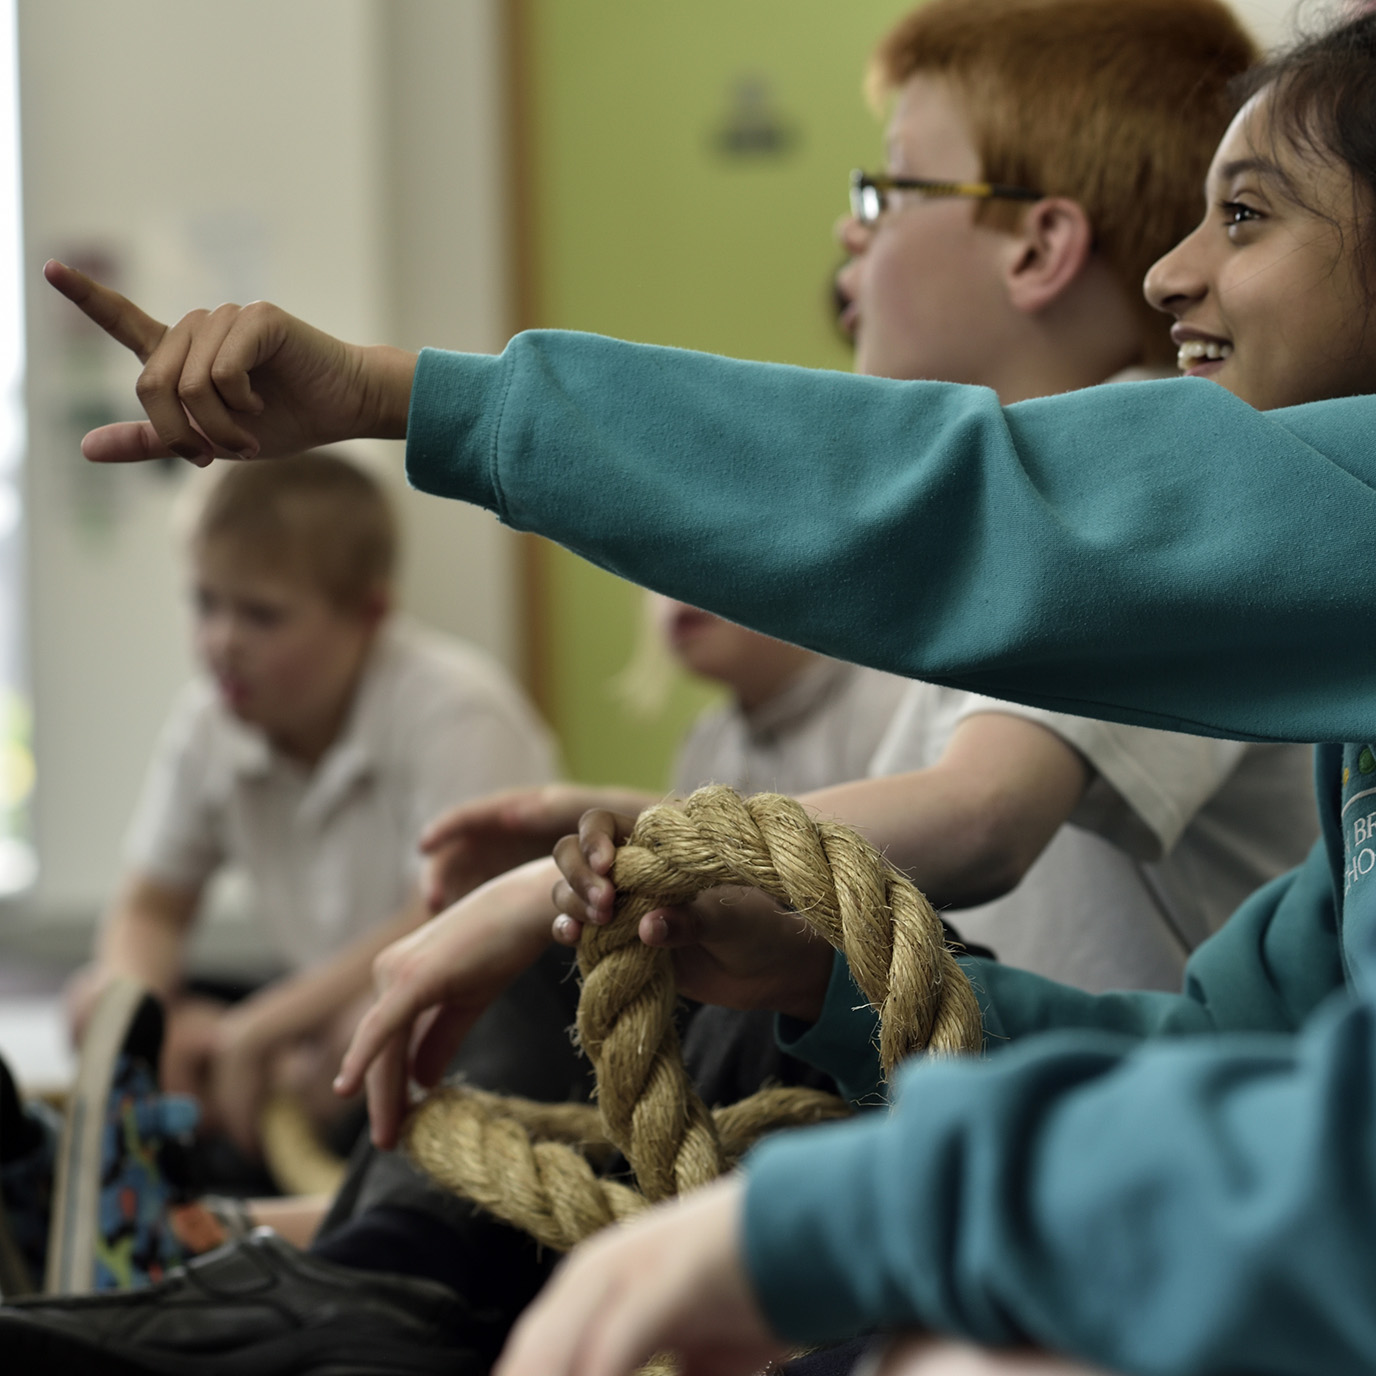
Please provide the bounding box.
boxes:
[125,618,558,970]
[868,684,1318,992]
[673,658,909,797]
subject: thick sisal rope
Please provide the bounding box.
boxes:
[403,785,983,1253]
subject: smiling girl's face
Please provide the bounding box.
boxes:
[1144,85,1376,411]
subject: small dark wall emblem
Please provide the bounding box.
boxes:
[713,75,800,159]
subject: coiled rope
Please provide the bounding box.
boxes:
[403,785,982,1252]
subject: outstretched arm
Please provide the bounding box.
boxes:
[403,336,1376,745]
[558,714,1092,948]
[68,874,200,1060]
[550,715,1089,1048]
[52,268,1376,739]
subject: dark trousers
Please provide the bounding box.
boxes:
[311,943,838,1362]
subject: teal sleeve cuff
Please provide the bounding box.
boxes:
[742,1111,895,1343]
[775,953,886,1104]
[404,346,513,512]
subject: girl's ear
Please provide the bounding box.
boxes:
[1002,197,1095,315]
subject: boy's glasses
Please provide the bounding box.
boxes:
[849,169,1043,226]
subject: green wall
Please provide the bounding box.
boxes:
[526,0,912,787]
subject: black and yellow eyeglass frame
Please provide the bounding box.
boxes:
[849,169,1043,226]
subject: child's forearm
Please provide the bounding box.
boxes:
[799,715,1091,911]
[799,771,1043,910]
[360,343,419,441]
[96,874,201,998]
[221,890,432,1057]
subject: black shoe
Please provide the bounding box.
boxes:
[0,1229,491,1375]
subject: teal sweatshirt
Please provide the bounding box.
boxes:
[406,332,1376,1374]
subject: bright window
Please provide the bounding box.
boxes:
[0,0,34,895]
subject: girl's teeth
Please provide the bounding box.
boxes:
[1176,339,1233,371]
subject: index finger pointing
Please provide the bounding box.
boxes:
[43,259,168,363]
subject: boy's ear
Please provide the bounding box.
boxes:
[1002,197,1095,315]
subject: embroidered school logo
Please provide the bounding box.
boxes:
[1342,744,1376,895]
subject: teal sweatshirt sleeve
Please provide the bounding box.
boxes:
[405,333,1376,745]
[774,954,887,1105]
[779,839,1343,1103]
[743,987,1376,1373]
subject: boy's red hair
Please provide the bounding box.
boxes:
[870,0,1257,362]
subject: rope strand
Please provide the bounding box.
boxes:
[403,785,982,1254]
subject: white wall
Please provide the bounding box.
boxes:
[380,1,521,664]
[14,0,515,940]
[1231,0,1303,46]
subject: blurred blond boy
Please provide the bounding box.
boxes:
[70,454,556,1157]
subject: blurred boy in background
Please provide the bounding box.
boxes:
[67,454,556,1161]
